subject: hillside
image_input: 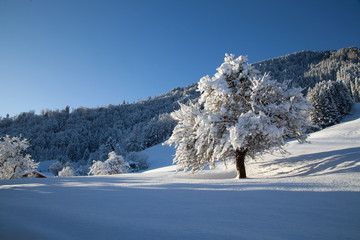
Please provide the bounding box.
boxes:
[143,103,360,184]
[0,84,199,165]
[253,46,359,97]
[0,47,359,171]
[1,104,359,240]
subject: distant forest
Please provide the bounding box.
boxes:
[0,47,359,174]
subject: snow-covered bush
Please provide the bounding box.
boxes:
[58,166,76,177]
[88,151,130,175]
[0,135,38,179]
[166,54,313,178]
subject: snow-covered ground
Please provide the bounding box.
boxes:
[1,105,360,240]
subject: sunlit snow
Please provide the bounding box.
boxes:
[1,104,360,240]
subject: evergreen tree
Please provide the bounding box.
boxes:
[166,54,313,178]
[336,62,360,101]
[307,80,353,128]
[105,137,115,152]
[83,148,90,160]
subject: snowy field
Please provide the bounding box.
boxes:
[1,105,360,239]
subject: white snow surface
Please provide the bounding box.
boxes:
[1,104,360,240]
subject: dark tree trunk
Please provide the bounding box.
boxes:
[235,149,247,179]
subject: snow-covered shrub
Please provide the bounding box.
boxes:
[126,152,148,172]
[0,135,38,179]
[49,160,88,176]
[88,151,130,175]
[166,54,313,178]
[58,166,76,177]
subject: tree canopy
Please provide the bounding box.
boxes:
[166,54,313,178]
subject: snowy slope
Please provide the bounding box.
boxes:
[1,105,360,240]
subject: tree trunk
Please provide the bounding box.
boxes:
[235,149,247,179]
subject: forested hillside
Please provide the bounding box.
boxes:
[0,47,359,174]
[253,47,359,99]
[0,84,198,166]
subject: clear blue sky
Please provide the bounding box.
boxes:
[1,0,359,117]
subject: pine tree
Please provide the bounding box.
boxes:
[166,54,313,178]
[307,80,353,128]
[83,148,90,160]
[105,137,115,152]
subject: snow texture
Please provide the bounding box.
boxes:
[1,104,360,240]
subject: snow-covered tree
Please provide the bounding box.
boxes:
[105,137,115,152]
[83,148,90,161]
[58,166,76,177]
[336,62,360,102]
[88,151,129,175]
[0,135,38,179]
[166,54,313,178]
[307,80,353,128]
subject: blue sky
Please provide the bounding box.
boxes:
[1,0,359,117]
